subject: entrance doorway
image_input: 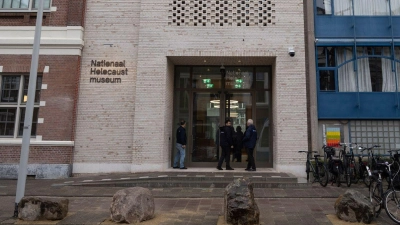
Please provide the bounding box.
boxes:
[173,66,272,168]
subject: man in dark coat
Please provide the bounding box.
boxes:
[217,119,234,170]
[243,119,257,171]
[173,120,187,169]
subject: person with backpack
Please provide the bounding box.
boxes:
[243,119,257,171]
[232,126,244,162]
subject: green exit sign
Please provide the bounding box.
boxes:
[206,84,214,88]
[203,79,211,84]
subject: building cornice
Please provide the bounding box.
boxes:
[0,26,84,56]
[0,139,74,146]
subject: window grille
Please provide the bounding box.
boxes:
[169,0,275,27]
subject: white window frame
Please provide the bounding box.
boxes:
[0,0,54,12]
[0,75,41,138]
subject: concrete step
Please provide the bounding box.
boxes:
[53,171,309,188]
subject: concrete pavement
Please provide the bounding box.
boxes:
[0,172,397,225]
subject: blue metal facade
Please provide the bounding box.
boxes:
[315,0,400,119]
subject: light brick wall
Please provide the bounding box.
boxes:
[73,0,140,167]
[75,0,308,175]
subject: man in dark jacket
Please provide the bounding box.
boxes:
[217,119,234,170]
[173,120,187,169]
[243,119,257,171]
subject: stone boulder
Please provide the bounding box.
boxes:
[110,187,155,224]
[334,189,375,224]
[224,178,260,225]
[18,197,69,221]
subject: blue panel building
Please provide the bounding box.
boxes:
[314,0,400,151]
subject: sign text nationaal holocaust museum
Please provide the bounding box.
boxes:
[89,60,128,84]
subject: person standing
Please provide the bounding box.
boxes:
[217,119,234,170]
[232,126,244,162]
[243,119,257,171]
[173,120,187,169]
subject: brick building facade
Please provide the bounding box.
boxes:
[1,0,312,178]
[0,0,85,178]
[74,0,310,177]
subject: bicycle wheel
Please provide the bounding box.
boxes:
[306,161,310,181]
[317,163,329,187]
[363,170,371,187]
[335,166,341,187]
[369,179,382,217]
[384,189,400,224]
[346,167,352,187]
[352,162,359,184]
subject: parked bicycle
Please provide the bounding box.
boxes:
[299,150,329,187]
[324,145,344,187]
[339,143,358,187]
[388,149,400,179]
[355,151,369,186]
[368,160,400,224]
[360,145,381,187]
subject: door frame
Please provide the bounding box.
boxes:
[172,65,273,168]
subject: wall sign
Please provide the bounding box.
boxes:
[89,60,128,84]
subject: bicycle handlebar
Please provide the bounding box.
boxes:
[375,161,394,170]
[360,145,381,152]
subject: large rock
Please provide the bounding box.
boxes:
[334,189,375,224]
[110,187,155,224]
[18,197,69,221]
[224,178,260,225]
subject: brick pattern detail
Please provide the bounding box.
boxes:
[0,55,80,141]
[0,0,86,26]
[0,146,73,164]
[168,0,276,26]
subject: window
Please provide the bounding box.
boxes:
[355,47,395,92]
[393,0,400,15]
[396,47,400,60]
[316,0,332,15]
[333,0,353,15]
[318,0,397,16]
[0,0,51,10]
[0,75,42,137]
[334,46,396,92]
[368,58,383,92]
[353,0,389,15]
[319,70,336,91]
[318,47,336,67]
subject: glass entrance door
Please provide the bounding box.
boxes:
[191,92,220,163]
[173,66,272,168]
[224,92,252,167]
[191,92,253,167]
